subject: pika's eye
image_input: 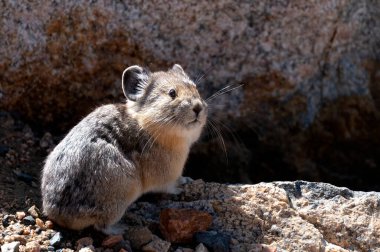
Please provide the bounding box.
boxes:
[168,89,176,99]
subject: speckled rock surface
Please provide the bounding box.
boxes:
[1,0,380,189]
[125,179,380,252]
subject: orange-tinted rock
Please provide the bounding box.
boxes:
[44,220,54,229]
[159,208,212,243]
[101,235,124,248]
[35,218,45,229]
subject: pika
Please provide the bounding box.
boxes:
[41,64,207,234]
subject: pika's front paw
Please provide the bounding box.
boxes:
[165,185,184,195]
[178,176,193,185]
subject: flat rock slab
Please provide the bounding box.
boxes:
[126,179,380,251]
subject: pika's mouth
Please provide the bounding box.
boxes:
[187,119,200,126]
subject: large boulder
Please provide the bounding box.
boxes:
[1,0,379,189]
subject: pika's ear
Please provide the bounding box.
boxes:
[122,65,150,101]
[171,64,188,77]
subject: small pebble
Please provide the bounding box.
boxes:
[195,243,209,252]
[113,240,132,252]
[125,226,153,249]
[78,246,95,252]
[101,235,124,247]
[50,232,63,247]
[5,235,27,245]
[1,241,20,252]
[45,220,54,229]
[2,215,15,227]
[194,231,230,252]
[76,237,93,250]
[23,216,36,226]
[27,206,40,218]
[262,245,277,252]
[16,212,26,220]
[25,241,41,252]
[141,235,171,252]
[22,228,31,235]
[35,218,45,229]
[10,223,24,235]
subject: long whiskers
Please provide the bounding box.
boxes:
[207,118,228,165]
[206,84,244,103]
[194,65,214,85]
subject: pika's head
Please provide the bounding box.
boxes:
[122,64,207,143]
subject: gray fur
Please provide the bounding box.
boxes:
[41,65,207,233]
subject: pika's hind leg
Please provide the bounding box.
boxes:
[93,214,128,235]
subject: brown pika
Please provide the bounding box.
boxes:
[41,64,207,234]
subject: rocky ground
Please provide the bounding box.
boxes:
[1,111,380,252]
[1,179,380,252]
[1,112,380,252]
[0,111,53,213]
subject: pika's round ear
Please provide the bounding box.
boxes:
[122,65,150,101]
[171,64,188,77]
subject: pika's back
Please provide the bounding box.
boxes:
[41,104,142,217]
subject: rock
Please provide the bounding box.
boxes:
[125,226,153,249]
[159,208,212,243]
[45,220,54,229]
[1,242,20,252]
[113,240,132,252]
[27,205,40,218]
[25,241,41,252]
[194,231,230,252]
[76,237,93,250]
[194,244,209,252]
[4,235,27,245]
[35,218,45,229]
[35,227,42,234]
[22,227,31,235]
[8,223,24,235]
[22,216,36,226]
[15,212,25,220]
[78,246,95,252]
[124,180,380,251]
[2,215,15,227]
[101,235,124,248]
[50,232,63,247]
[141,235,171,252]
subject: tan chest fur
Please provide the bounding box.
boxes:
[137,133,190,193]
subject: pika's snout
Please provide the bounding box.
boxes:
[192,102,203,117]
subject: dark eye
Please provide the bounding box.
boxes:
[168,89,176,99]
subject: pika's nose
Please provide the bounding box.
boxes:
[193,103,203,117]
